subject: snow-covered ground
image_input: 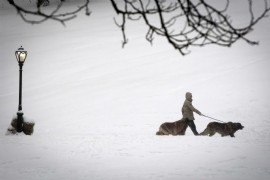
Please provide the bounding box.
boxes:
[1,1,270,180]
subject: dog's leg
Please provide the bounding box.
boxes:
[200,129,208,136]
[156,131,164,135]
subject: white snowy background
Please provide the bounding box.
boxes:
[0,0,270,179]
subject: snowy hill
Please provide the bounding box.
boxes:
[1,1,270,180]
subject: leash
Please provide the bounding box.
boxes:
[202,114,226,123]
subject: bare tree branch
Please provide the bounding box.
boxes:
[7,0,91,25]
[110,0,270,55]
[6,0,270,55]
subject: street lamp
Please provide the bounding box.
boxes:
[15,46,27,132]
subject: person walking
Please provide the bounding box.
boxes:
[182,92,202,136]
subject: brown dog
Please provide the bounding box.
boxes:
[200,122,244,137]
[156,118,189,135]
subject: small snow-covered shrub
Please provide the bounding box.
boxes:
[10,116,17,129]
[6,116,35,135]
[6,125,17,135]
[22,121,35,135]
[6,116,19,135]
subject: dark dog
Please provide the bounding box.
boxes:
[156,118,189,135]
[200,122,244,137]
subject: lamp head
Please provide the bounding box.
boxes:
[15,46,27,64]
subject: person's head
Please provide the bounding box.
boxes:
[185,92,193,102]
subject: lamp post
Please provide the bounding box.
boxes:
[15,46,27,132]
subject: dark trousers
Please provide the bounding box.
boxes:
[187,120,199,135]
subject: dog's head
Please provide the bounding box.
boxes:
[236,123,244,130]
[228,122,244,131]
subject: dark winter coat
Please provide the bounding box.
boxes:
[182,92,201,120]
